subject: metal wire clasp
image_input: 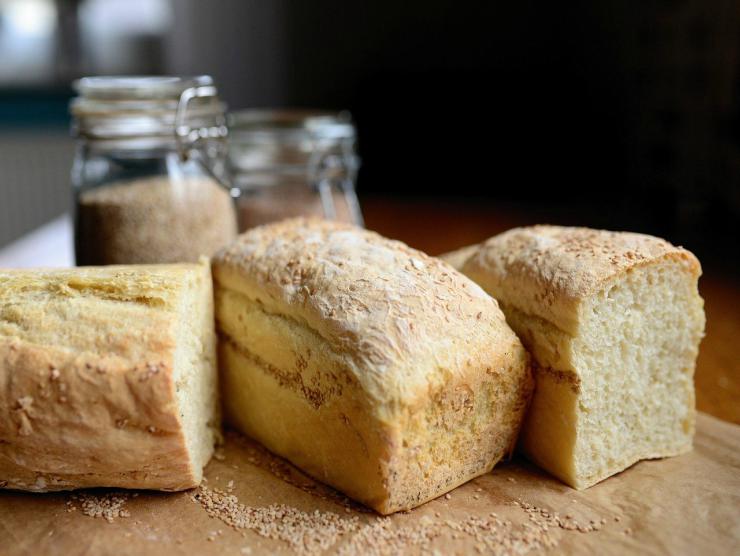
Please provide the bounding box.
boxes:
[175,85,228,162]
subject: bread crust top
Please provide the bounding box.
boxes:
[462,225,702,334]
[0,264,201,307]
[212,218,523,410]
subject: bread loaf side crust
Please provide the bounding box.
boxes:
[213,218,533,513]
[0,264,217,492]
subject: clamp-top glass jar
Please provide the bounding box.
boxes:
[71,75,237,265]
[227,109,363,231]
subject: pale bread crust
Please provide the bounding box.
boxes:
[212,218,533,513]
[462,225,701,334]
[0,263,217,492]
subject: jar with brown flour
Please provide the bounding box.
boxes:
[71,76,237,265]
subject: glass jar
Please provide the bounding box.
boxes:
[70,75,238,265]
[227,109,363,231]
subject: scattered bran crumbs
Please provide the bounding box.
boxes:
[190,485,360,555]
[190,481,620,556]
[336,516,441,556]
[68,492,131,523]
[188,433,625,555]
[434,499,613,556]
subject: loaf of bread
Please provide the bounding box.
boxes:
[439,244,480,271]
[0,262,219,492]
[212,218,533,514]
[454,226,705,489]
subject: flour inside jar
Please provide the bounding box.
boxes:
[76,176,237,265]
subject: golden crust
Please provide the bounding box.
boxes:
[0,263,217,492]
[213,218,533,513]
[213,218,521,410]
[462,225,702,334]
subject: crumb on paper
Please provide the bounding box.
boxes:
[192,483,620,555]
[68,492,131,523]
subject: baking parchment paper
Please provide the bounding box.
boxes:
[1,413,738,556]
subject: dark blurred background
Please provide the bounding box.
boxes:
[0,0,738,272]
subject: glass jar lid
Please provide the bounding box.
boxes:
[71,75,226,142]
[227,109,356,172]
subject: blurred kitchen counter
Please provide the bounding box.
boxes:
[0,200,737,425]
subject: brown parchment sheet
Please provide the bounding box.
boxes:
[1,412,738,556]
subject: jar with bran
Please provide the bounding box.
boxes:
[71,75,238,265]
